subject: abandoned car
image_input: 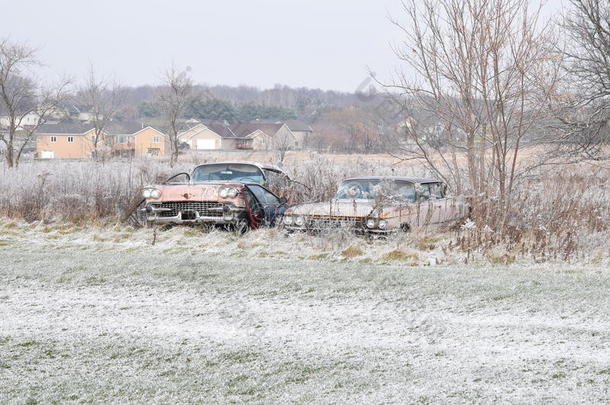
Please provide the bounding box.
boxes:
[139,162,289,229]
[282,176,468,234]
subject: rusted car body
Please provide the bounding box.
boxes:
[282,176,469,234]
[141,162,288,228]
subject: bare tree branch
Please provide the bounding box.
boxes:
[0,38,70,168]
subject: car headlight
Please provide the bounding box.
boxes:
[142,188,161,199]
[294,216,305,226]
[283,216,293,225]
[378,219,388,229]
[366,218,377,229]
[150,188,161,199]
[219,187,238,198]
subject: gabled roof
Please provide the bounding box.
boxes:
[37,122,93,134]
[114,126,167,138]
[179,121,235,139]
[230,122,284,138]
[37,121,160,136]
[105,121,150,135]
[180,121,295,139]
[286,120,313,132]
[201,120,236,138]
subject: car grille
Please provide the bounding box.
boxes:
[307,216,363,229]
[155,201,224,218]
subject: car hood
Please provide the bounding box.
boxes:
[286,199,378,218]
[144,182,244,203]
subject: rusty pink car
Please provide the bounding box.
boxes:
[282,176,469,234]
[138,162,289,230]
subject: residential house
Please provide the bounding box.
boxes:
[130,127,170,157]
[179,121,297,151]
[35,121,169,159]
[230,122,296,150]
[286,120,313,149]
[178,122,238,150]
[36,123,99,159]
[0,112,42,129]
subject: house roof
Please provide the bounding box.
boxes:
[179,121,235,139]
[230,122,284,138]
[37,122,93,134]
[286,120,313,132]
[37,121,160,136]
[180,121,287,139]
[201,120,236,138]
[105,121,150,134]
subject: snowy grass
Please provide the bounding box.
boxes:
[1,223,609,403]
[1,157,609,261]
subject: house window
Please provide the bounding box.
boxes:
[118,136,128,144]
[152,136,160,143]
[50,136,57,143]
[91,135,97,142]
[67,136,74,143]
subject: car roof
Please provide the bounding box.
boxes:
[192,161,284,172]
[343,176,442,184]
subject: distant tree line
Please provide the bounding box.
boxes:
[138,97,296,123]
[4,0,609,168]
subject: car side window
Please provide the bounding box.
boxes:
[247,185,280,206]
[417,183,431,201]
[429,183,444,199]
[262,169,285,182]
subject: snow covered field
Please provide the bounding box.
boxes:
[1,221,609,403]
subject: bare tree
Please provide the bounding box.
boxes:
[388,0,560,216]
[77,67,125,159]
[0,39,69,168]
[157,66,194,167]
[273,130,294,163]
[553,0,610,160]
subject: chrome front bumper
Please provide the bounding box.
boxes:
[142,203,245,225]
[284,225,397,234]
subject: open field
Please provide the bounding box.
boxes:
[1,222,609,404]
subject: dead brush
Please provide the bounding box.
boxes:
[460,168,610,261]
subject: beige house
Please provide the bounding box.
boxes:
[36,122,169,159]
[178,123,239,150]
[181,121,297,151]
[231,122,296,151]
[114,127,170,157]
[36,128,98,159]
[286,120,313,149]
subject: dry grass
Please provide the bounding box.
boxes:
[462,167,610,261]
[382,249,419,262]
[341,245,364,258]
[1,156,609,262]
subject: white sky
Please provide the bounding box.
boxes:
[3,0,565,92]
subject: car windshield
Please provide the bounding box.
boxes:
[334,179,416,202]
[191,164,265,183]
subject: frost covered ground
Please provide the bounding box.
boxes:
[1,220,609,404]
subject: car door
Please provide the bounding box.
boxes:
[427,182,449,223]
[245,184,288,227]
[414,183,435,226]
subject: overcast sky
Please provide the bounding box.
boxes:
[4,0,565,92]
